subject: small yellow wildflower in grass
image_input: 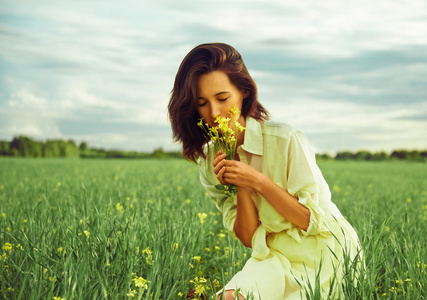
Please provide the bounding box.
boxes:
[127,289,137,297]
[205,247,211,252]
[56,182,61,187]
[2,212,5,218]
[142,247,153,265]
[407,198,412,203]
[332,185,340,192]
[116,202,124,213]
[133,276,150,289]
[53,297,65,300]
[214,246,220,251]
[177,292,183,298]
[83,230,90,239]
[185,199,191,204]
[192,256,201,263]
[197,108,245,196]
[189,277,207,298]
[217,233,226,239]
[198,212,207,224]
[6,227,11,232]
[57,247,63,253]
[3,243,13,252]
[177,186,183,191]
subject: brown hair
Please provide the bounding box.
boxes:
[168,43,269,162]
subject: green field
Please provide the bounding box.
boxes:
[0,158,426,299]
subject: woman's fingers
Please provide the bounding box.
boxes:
[213,151,226,174]
[217,165,227,185]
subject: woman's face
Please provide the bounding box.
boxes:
[196,70,247,128]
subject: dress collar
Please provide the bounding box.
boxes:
[240,117,263,156]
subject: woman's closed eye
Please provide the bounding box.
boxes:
[218,97,229,102]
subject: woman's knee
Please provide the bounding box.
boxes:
[217,290,246,300]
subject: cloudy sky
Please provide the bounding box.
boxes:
[1,0,426,154]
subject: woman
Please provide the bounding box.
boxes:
[168,43,362,299]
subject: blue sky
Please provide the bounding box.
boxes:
[1,0,426,154]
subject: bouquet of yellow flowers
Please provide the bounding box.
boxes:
[197,108,245,196]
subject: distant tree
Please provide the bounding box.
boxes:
[316,153,332,160]
[33,141,43,157]
[335,151,354,160]
[391,150,409,160]
[43,140,61,157]
[66,140,79,157]
[354,151,372,160]
[0,141,10,156]
[79,142,88,151]
[151,147,168,159]
[371,152,388,161]
[9,136,35,157]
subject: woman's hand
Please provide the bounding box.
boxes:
[222,160,263,192]
[213,150,263,192]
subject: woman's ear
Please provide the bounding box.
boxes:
[243,89,250,99]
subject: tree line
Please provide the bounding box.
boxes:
[0,136,182,159]
[317,150,427,162]
[0,135,426,161]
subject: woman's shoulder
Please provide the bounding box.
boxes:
[261,119,302,139]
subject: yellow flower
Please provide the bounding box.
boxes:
[333,185,340,192]
[133,276,149,289]
[127,289,137,297]
[192,256,201,263]
[83,230,90,239]
[177,292,183,297]
[217,233,226,239]
[116,202,124,213]
[2,243,12,252]
[198,212,207,224]
[57,247,63,252]
[230,107,240,115]
[53,297,65,300]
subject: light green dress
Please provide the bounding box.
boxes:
[197,118,362,299]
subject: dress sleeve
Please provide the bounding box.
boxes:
[198,158,238,239]
[285,131,331,242]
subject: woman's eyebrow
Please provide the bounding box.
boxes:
[198,91,230,100]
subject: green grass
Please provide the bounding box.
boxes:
[0,158,426,299]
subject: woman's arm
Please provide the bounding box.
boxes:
[233,187,260,248]
[219,158,310,231]
[213,151,259,247]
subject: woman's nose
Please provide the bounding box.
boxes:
[210,103,220,120]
